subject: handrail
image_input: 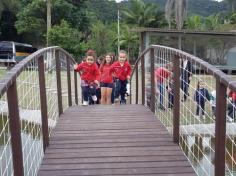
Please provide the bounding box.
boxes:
[130,44,235,176]
[0,46,76,97]
[0,46,79,176]
[131,45,234,91]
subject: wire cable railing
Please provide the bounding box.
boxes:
[130,44,236,176]
[0,46,79,176]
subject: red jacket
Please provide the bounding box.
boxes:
[74,62,100,83]
[100,64,113,83]
[110,61,132,81]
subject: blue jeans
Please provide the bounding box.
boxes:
[158,83,165,107]
[82,86,96,102]
[115,79,127,103]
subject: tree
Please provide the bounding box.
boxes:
[203,14,221,30]
[118,24,139,63]
[0,0,20,40]
[86,21,115,56]
[15,0,89,45]
[48,20,84,59]
[122,0,159,27]
[186,15,202,30]
[165,0,187,30]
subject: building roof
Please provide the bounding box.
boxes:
[131,27,236,36]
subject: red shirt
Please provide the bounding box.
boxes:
[229,90,236,101]
[110,61,132,81]
[100,64,113,83]
[74,62,100,83]
[155,67,171,83]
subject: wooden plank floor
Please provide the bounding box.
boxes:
[38,105,196,176]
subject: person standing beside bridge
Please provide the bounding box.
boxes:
[74,51,100,106]
[181,58,192,102]
[110,50,132,104]
[155,63,173,110]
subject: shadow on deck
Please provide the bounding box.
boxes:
[38,105,196,176]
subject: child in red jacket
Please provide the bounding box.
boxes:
[110,50,132,104]
[74,51,100,106]
[100,53,114,105]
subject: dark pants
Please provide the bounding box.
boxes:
[168,92,174,108]
[115,79,127,103]
[158,83,165,107]
[181,79,189,100]
[111,88,115,104]
[228,101,236,119]
[82,86,96,102]
[196,101,205,115]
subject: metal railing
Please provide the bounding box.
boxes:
[0,47,79,176]
[130,45,236,176]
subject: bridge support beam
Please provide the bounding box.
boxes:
[55,50,63,115]
[135,67,139,104]
[173,55,180,144]
[150,48,155,113]
[66,57,72,106]
[7,80,24,176]
[74,71,78,105]
[38,56,49,152]
[215,79,227,176]
[141,55,145,105]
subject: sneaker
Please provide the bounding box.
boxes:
[120,100,126,104]
[114,98,120,103]
[91,95,97,102]
[195,115,200,119]
[202,115,206,120]
[227,116,233,123]
[82,101,89,106]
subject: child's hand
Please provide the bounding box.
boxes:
[74,64,78,70]
[127,75,130,80]
[94,80,99,85]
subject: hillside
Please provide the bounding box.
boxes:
[144,0,228,16]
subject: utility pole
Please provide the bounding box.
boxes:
[46,0,51,46]
[117,8,120,54]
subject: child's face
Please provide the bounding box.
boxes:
[105,55,111,64]
[86,56,95,65]
[118,53,127,63]
[199,82,204,88]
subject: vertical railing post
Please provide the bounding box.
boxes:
[150,48,155,112]
[129,77,132,104]
[55,50,63,115]
[66,57,72,106]
[135,66,139,104]
[215,79,227,176]
[38,55,49,152]
[7,80,24,176]
[141,55,145,105]
[173,54,180,144]
[74,71,78,105]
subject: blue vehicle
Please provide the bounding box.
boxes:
[0,41,37,66]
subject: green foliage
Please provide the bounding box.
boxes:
[186,15,202,30]
[48,20,83,59]
[118,24,139,62]
[15,0,89,45]
[203,14,221,30]
[86,21,115,56]
[85,0,118,24]
[122,0,161,27]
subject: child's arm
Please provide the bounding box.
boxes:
[94,65,100,85]
[126,63,132,80]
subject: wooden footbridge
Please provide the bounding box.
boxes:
[38,105,195,176]
[0,45,235,176]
